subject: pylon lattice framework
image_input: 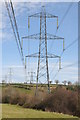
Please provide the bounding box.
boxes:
[22,6,64,93]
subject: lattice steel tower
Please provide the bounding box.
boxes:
[22,6,64,93]
[36,7,49,92]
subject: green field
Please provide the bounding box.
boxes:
[1,104,78,119]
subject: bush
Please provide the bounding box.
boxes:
[2,86,79,117]
[35,87,78,116]
[18,93,27,106]
[2,87,12,103]
[0,90,2,103]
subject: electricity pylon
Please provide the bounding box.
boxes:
[8,68,13,84]
[28,71,35,84]
[5,75,7,83]
[22,6,64,94]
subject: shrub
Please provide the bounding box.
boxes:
[2,86,79,117]
[0,90,2,103]
[35,87,78,116]
[2,87,12,103]
[18,93,27,106]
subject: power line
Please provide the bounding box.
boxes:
[56,2,74,33]
[5,0,24,65]
[5,1,21,56]
[8,68,13,83]
[10,0,23,57]
[61,61,78,70]
[49,2,74,53]
[64,39,78,51]
[52,69,60,80]
[50,37,78,76]
[50,51,64,76]
[4,1,77,85]
[52,61,78,81]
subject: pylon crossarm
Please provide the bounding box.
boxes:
[25,52,39,58]
[22,33,64,40]
[29,12,41,18]
[29,12,58,18]
[47,53,60,58]
[46,12,58,18]
[47,54,60,58]
[22,33,40,40]
[25,53,60,58]
[47,33,64,40]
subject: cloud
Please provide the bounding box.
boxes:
[1,60,78,83]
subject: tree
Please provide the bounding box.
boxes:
[2,80,6,84]
[55,80,59,85]
[49,80,52,84]
[68,81,72,86]
[62,80,67,85]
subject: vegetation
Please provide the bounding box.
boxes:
[55,80,59,85]
[2,104,78,118]
[1,84,80,117]
[35,87,79,116]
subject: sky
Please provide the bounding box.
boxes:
[1,2,78,84]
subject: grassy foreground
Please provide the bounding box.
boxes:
[1,104,79,119]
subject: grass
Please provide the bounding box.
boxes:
[2,84,53,96]
[1,104,79,119]
[1,83,64,96]
[0,104,2,120]
[2,85,35,95]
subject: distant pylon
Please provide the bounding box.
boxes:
[8,68,13,83]
[28,71,35,84]
[5,75,7,83]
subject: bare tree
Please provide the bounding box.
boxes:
[2,80,6,84]
[55,80,59,85]
[62,80,67,85]
[68,81,72,86]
